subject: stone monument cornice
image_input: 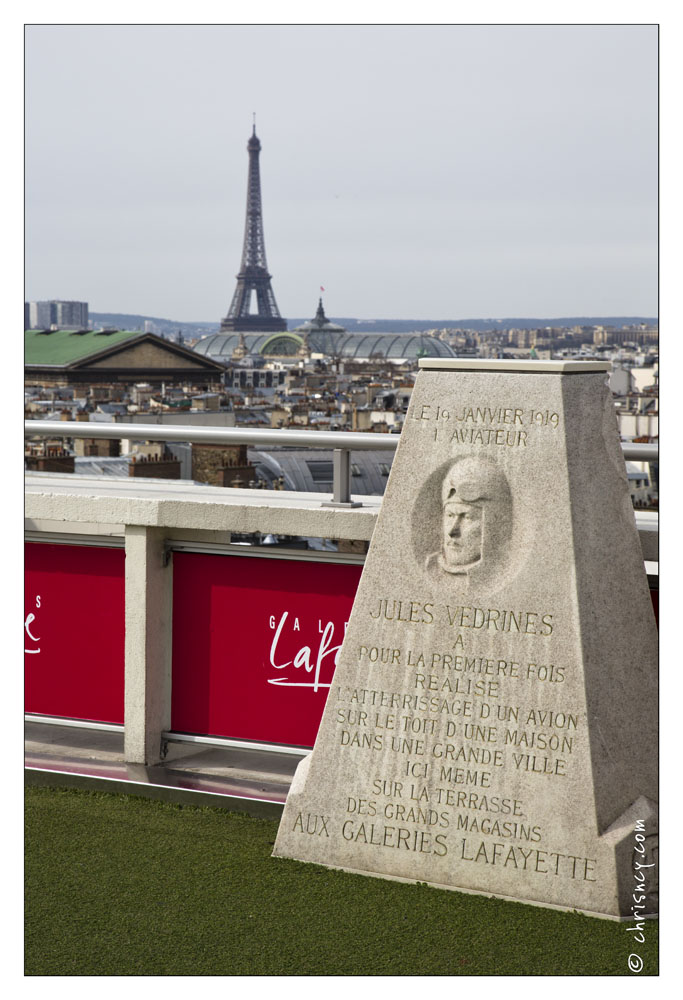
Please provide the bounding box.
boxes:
[418,359,612,373]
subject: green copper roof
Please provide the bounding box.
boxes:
[25,329,141,366]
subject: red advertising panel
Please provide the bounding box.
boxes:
[171,553,363,747]
[25,543,125,724]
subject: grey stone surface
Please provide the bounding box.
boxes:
[273,363,658,919]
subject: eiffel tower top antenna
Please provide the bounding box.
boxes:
[220,122,287,333]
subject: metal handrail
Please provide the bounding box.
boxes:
[24,420,398,451]
[619,443,659,462]
[24,420,659,506]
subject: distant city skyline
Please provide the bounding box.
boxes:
[25,24,658,321]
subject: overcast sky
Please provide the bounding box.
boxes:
[24,24,658,322]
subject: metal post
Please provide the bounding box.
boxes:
[321,449,362,509]
[334,448,349,503]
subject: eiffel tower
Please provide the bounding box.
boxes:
[220,125,287,332]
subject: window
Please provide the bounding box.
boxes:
[306,461,334,484]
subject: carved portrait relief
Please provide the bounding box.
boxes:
[413,455,514,589]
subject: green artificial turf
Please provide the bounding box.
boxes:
[25,785,658,976]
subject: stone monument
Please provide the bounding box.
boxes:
[273,359,658,919]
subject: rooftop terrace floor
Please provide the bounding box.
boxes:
[25,720,299,817]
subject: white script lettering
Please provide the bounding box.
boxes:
[268,612,342,691]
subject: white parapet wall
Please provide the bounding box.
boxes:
[25,473,382,540]
[25,473,656,764]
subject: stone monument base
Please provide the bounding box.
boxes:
[274,360,658,920]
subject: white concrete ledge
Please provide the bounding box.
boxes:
[25,473,656,559]
[25,473,383,541]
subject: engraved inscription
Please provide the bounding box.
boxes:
[411,403,561,448]
[444,606,554,636]
[292,812,330,837]
[333,663,583,811]
[457,841,596,881]
[365,599,555,637]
